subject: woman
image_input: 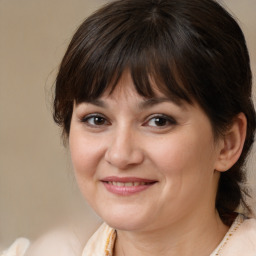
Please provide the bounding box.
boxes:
[2,0,256,255]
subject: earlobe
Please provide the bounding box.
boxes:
[215,113,247,172]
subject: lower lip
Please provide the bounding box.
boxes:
[102,182,155,196]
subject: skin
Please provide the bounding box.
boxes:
[69,71,238,255]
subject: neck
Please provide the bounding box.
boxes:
[114,210,229,256]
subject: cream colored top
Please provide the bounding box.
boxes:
[2,215,256,256]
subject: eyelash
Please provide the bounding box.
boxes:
[80,113,177,129]
[143,114,177,128]
[81,114,110,127]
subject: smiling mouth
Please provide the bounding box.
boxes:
[105,181,154,186]
[101,177,157,196]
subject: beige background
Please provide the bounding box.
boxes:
[0,0,255,249]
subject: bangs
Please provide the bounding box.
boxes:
[70,8,193,105]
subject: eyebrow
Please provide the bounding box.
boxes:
[84,99,108,108]
[138,97,186,110]
[83,97,186,110]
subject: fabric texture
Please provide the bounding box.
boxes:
[82,214,256,256]
[2,214,256,256]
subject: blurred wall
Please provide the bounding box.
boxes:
[0,0,255,249]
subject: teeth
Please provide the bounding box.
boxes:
[125,182,133,187]
[108,181,148,186]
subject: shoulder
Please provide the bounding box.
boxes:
[1,227,86,256]
[1,238,30,256]
[220,216,256,256]
[25,227,83,256]
[234,217,256,248]
[1,217,101,256]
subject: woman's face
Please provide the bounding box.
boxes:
[69,71,223,232]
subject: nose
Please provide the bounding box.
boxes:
[104,127,144,169]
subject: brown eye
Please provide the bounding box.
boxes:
[82,114,110,126]
[145,115,177,128]
[152,117,168,126]
[91,116,106,125]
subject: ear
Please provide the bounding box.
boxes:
[214,113,247,172]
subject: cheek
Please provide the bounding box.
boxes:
[149,137,192,172]
[150,131,216,180]
[69,133,106,207]
[150,134,218,213]
[69,132,104,181]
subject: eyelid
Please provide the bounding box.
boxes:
[143,114,177,127]
[80,112,102,121]
[80,113,110,127]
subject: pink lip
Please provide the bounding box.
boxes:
[101,176,156,183]
[101,176,157,196]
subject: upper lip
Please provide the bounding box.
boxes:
[101,176,157,183]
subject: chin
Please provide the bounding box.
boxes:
[105,217,148,231]
[97,205,152,231]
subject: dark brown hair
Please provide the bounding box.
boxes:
[53,0,256,224]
